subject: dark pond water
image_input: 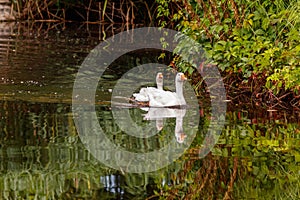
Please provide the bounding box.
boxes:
[0,22,300,199]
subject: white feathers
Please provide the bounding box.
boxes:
[133,72,187,107]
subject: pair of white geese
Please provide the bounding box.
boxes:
[132,72,187,107]
[132,72,187,143]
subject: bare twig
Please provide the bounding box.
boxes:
[223,157,238,200]
[209,0,221,24]
[229,0,240,27]
[35,1,43,19]
[87,0,92,23]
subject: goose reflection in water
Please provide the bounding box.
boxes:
[143,107,187,143]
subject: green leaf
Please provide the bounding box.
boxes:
[224,18,232,24]
[262,18,270,30]
[218,40,227,46]
[188,67,194,75]
[255,29,265,35]
[214,44,224,51]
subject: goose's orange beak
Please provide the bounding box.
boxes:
[158,73,163,79]
[178,133,187,143]
[181,74,187,81]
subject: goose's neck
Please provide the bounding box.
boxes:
[176,81,186,105]
[175,117,183,133]
[157,82,163,90]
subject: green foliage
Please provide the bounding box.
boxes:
[156,0,300,93]
[266,45,300,94]
[156,0,172,27]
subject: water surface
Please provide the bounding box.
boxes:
[0,22,300,199]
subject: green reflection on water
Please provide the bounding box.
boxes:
[1,23,300,199]
[0,100,159,199]
[1,100,300,199]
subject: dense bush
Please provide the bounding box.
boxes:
[156,0,300,95]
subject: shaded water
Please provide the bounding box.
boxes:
[0,22,300,199]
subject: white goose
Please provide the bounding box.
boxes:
[147,73,187,107]
[132,72,163,102]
